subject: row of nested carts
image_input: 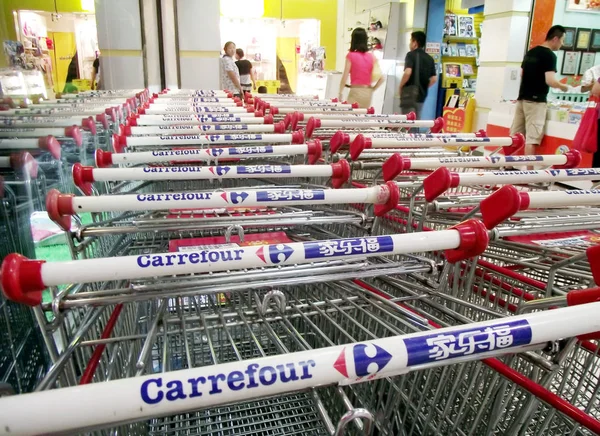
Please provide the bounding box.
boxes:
[0,89,599,435]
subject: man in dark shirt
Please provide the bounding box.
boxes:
[235,49,256,94]
[399,31,437,120]
[511,25,569,158]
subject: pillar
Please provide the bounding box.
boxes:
[94,0,146,90]
[473,0,533,130]
[175,0,221,89]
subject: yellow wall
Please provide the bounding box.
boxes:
[0,0,87,67]
[263,0,337,70]
[1,0,87,40]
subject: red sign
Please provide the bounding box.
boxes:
[442,107,466,133]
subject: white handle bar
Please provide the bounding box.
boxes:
[481,185,600,229]
[0,299,598,435]
[329,130,489,153]
[74,160,349,195]
[306,117,444,138]
[295,112,411,122]
[147,101,241,108]
[95,142,322,168]
[255,99,356,113]
[271,107,374,115]
[158,90,231,97]
[0,126,83,147]
[131,113,269,125]
[2,108,110,119]
[141,106,252,115]
[264,101,353,109]
[0,116,96,132]
[0,136,61,159]
[123,122,285,136]
[47,182,401,231]
[151,97,237,104]
[382,152,581,181]
[30,102,119,110]
[348,133,525,160]
[117,132,304,148]
[4,113,108,130]
[252,96,332,103]
[247,93,318,99]
[423,164,591,202]
[2,219,486,304]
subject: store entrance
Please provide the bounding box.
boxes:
[11,10,99,97]
[220,17,322,95]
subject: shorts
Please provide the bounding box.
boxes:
[347,87,374,109]
[510,100,547,145]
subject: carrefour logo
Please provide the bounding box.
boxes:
[206,148,225,157]
[333,343,392,380]
[255,244,294,264]
[209,166,231,176]
[220,191,249,204]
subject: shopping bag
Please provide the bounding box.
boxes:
[371,54,382,83]
[573,96,599,154]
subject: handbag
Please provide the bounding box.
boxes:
[573,96,599,154]
[371,54,382,83]
[400,50,423,110]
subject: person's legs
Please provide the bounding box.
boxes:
[415,103,424,121]
[507,101,527,168]
[348,88,373,109]
[509,100,526,143]
[400,100,418,133]
[412,102,425,133]
[522,101,547,169]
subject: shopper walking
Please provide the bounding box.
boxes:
[339,28,384,109]
[220,41,243,97]
[510,25,569,157]
[399,31,437,120]
[235,49,256,94]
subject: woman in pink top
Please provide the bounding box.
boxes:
[339,28,384,109]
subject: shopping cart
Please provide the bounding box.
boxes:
[94,140,324,168]
[3,87,600,436]
[2,218,600,434]
[128,112,272,126]
[72,160,351,196]
[121,119,287,136]
[0,136,69,193]
[139,104,258,116]
[282,111,421,131]
[0,125,87,165]
[112,131,306,154]
[0,157,50,395]
[301,116,445,139]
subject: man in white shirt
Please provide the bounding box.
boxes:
[581,65,600,93]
